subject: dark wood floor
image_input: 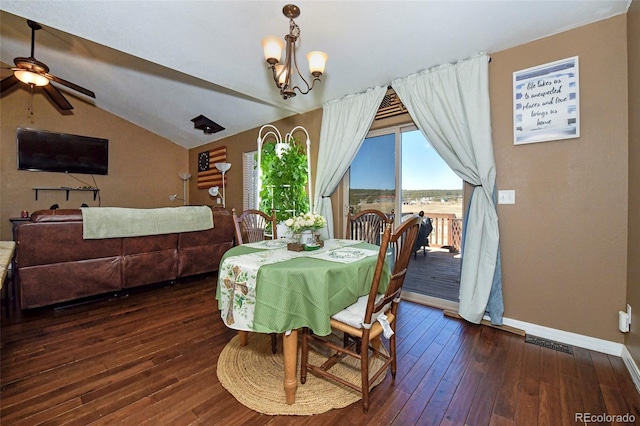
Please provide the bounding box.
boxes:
[2,277,639,425]
[405,248,461,303]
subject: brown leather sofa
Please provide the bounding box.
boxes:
[14,207,234,309]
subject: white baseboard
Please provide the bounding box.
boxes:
[404,294,623,355]
[622,346,640,394]
[491,316,624,356]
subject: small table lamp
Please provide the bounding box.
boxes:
[208,186,223,206]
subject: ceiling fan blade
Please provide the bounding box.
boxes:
[43,83,73,110]
[47,74,95,98]
[1,75,20,93]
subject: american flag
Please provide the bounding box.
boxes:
[197,146,227,189]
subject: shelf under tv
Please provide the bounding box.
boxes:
[33,187,100,201]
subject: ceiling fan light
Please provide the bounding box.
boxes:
[307,51,328,76]
[262,36,284,64]
[14,70,49,86]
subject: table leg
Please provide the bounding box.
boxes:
[238,331,248,346]
[283,329,298,404]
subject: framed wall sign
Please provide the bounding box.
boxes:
[513,56,579,145]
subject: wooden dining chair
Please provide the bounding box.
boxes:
[345,209,393,245]
[232,208,277,245]
[300,215,422,413]
[231,208,279,353]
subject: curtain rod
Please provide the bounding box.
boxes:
[386,55,492,90]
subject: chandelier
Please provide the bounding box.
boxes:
[261,4,328,99]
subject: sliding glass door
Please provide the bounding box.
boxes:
[349,125,463,304]
[349,126,462,224]
[348,131,396,218]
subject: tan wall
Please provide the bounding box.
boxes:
[0,86,188,240]
[195,15,630,343]
[626,1,640,360]
[490,15,629,342]
[188,109,323,214]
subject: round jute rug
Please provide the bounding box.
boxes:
[216,332,388,416]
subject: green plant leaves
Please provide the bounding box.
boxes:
[259,138,310,223]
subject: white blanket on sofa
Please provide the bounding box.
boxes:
[81,206,213,239]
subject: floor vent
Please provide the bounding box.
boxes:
[525,334,574,354]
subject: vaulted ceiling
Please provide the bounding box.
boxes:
[0,1,631,149]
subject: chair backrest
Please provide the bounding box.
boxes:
[232,209,277,244]
[362,215,422,326]
[346,209,393,245]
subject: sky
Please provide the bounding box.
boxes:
[350,129,461,190]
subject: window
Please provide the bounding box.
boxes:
[242,151,258,210]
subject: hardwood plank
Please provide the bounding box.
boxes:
[514,341,540,424]
[2,277,640,425]
[574,347,609,416]
[465,329,511,425]
[538,381,562,426]
[416,379,458,426]
[391,321,471,425]
[492,335,525,422]
[439,328,491,425]
[609,355,640,418]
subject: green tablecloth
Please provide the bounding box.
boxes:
[216,240,389,336]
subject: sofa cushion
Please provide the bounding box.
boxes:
[31,209,83,222]
[17,222,122,267]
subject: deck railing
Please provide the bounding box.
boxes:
[423,213,462,252]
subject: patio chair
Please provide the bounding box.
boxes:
[346,209,393,245]
[413,216,433,259]
[300,215,422,413]
[231,208,279,353]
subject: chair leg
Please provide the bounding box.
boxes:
[361,335,370,413]
[300,328,309,384]
[390,330,397,379]
[271,333,278,353]
[371,335,382,353]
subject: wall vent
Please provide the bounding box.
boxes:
[191,115,225,134]
[525,334,573,354]
[375,89,408,120]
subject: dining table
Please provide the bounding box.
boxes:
[215,238,389,404]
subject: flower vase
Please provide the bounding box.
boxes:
[300,230,313,245]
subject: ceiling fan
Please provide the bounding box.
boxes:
[0,19,95,111]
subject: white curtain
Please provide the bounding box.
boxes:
[392,53,503,325]
[313,86,387,238]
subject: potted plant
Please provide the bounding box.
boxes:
[259,137,310,226]
[284,212,326,245]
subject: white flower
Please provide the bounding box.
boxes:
[285,212,326,233]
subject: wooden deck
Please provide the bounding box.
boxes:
[404,247,461,303]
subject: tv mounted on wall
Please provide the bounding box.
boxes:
[17,127,109,175]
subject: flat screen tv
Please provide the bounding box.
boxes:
[17,128,109,175]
